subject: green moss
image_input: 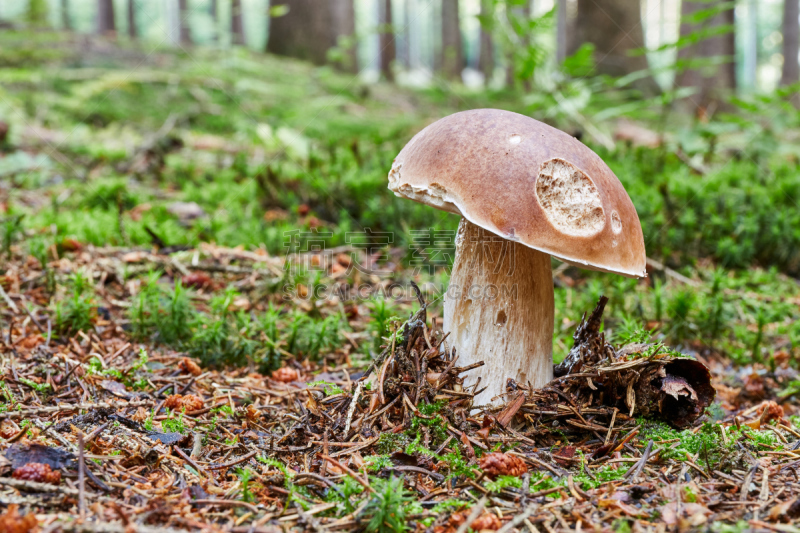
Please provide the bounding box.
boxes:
[364,455,393,472]
[409,413,449,446]
[640,420,780,473]
[375,433,411,455]
[484,475,523,493]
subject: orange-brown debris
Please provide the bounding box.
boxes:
[177,357,202,376]
[12,462,61,484]
[478,452,528,479]
[164,394,204,412]
[0,505,38,533]
[271,367,299,383]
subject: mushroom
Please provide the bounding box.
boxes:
[388,109,646,404]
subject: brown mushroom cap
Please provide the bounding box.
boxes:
[388,109,646,277]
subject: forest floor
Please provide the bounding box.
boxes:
[2,31,800,532]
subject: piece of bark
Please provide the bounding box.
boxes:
[554,296,611,377]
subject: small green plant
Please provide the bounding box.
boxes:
[132,348,149,371]
[325,474,365,514]
[19,419,34,438]
[640,420,778,473]
[375,432,411,455]
[258,456,294,489]
[54,271,97,336]
[364,455,393,472]
[367,296,400,354]
[143,410,155,432]
[160,280,194,345]
[665,289,697,343]
[307,380,345,396]
[613,316,652,345]
[363,475,412,533]
[485,475,523,493]
[612,519,633,533]
[129,273,193,345]
[405,435,478,480]
[409,411,448,445]
[18,377,51,394]
[87,348,149,388]
[28,237,55,293]
[236,467,256,503]
[210,404,235,419]
[751,306,767,363]
[1,214,23,259]
[161,408,186,434]
[0,382,13,405]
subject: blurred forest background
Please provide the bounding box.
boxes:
[1,0,797,94]
[2,0,800,368]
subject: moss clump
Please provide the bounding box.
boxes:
[640,420,780,473]
[375,432,411,455]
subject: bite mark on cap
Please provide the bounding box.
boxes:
[535,158,605,238]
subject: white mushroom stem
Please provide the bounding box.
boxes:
[444,219,554,405]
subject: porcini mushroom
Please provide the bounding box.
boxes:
[388,109,646,404]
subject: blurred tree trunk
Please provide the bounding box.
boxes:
[331,0,357,69]
[782,0,799,85]
[379,0,396,81]
[676,0,736,110]
[741,0,757,89]
[441,0,463,80]
[231,0,245,45]
[61,0,71,29]
[27,0,49,26]
[97,0,115,35]
[407,0,419,69]
[126,0,136,39]
[556,0,567,62]
[505,0,533,88]
[209,0,217,42]
[267,0,356,70]
[178,0,192,45]
[398,0,410,68]
[569,0,651,80]
[478,0,494,82]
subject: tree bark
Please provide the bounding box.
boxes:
[441,0,463,80]
[61,0,71,30]
[569,0,650,78]
[478,0,494,83]
[231,0,245,45]
[266,0,356,70]
[178,0,192,45]
[676,0,736,110]
[379,0,396,81]
[782,0,800,85]
[97,0,115,35]
[126,0,136,39]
